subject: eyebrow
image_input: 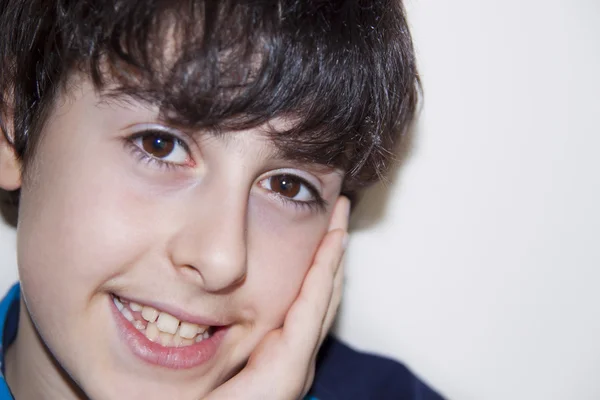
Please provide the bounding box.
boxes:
[195,128,343,178]
[98,91,343,176]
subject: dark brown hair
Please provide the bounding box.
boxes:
[0,0,419,218]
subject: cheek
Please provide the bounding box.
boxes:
[243,197,329,327]
[16,144,153,306]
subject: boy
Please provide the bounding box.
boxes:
[0,1,443,399]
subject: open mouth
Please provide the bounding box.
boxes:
[112,295,216,348]
[110,292,229,369]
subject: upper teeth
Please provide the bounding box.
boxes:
[141,306,158,323]
[180,321,205,339]
[156,311,179,334]
[113,296,211,346]
[141,305,209,336]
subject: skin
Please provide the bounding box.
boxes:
[0,79,350,400]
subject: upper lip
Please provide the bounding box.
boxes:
[112,293,231,327]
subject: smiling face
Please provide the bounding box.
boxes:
[7,79,343,399]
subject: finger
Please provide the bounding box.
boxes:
[312,250,346,352]
[298,229,347,397]
[328,196,351,232]
[282,196,350,351]
[281,228,347,359]
[314,195,350,340]
[302,253,346,395]
[298,198,350,395]
[319,251,345,341]
[285,197,351,397]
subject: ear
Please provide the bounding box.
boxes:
[0,129,22,191]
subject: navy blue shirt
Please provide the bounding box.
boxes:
[0,283,444,399]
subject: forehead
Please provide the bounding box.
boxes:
[70,79,343,175]
[52,80,341,180]
[64,15,361,176]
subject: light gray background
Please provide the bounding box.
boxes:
[1,1,599,399]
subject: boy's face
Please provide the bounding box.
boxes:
[8,79,343,399]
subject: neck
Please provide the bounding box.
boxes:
[4,298,88,400]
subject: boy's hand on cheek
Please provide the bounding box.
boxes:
[203,196,351,400]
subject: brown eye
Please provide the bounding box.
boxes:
[133,132,190,165]
[141,134,175,158]
[269,175,302,198]
[258,172,323,209]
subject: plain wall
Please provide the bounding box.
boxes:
[336,1,600,399]
[0,1,599,399]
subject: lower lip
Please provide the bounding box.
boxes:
[110,295,228,369]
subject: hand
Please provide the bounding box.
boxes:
[203,196,351,400]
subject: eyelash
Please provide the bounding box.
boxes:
[125,130,192,171]
[268,180,328,213]
[125,130,328,212]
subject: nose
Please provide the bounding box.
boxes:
[168,188,248,292]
